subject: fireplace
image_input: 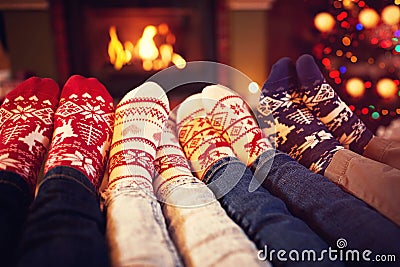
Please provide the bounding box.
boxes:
[50,0,224,104]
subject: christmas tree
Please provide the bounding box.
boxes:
[312,0,399,132]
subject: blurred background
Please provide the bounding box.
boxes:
[0,0,399,133]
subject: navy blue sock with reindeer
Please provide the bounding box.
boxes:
[296,54,373,155]
[0,77,60,193]
[256,57,343,174]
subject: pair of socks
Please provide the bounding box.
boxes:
[44,75,115,190]
[175,87,272,180]
[256,55,373,174]
[0,75,115,195]
[106,89,202,204]
[297,54,374,154]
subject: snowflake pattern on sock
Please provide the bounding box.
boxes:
[296,54,373,154]
[0,77,60,193]
[108,82,170,193]
[44,75,114,191]
[256,58,343,174]
[176,94,234,180]
[202,85,272,166]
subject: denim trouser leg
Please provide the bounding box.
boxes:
[104,185,183,267]
[252,150,400,265]
[203,157,342,267]
[0,171,31,267]
[17,166,110,267]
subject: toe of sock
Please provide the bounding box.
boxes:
[261,57,297,97]
[4,77,42,100]
[201,84,236,113]
[202,84,234,99]
[176,93,205,127]
[296,54,325,87]
[40,78,61,102]
[62,75,113,104]
[62,75,87,95]
[86,77,113,103]
[2,77,60,111]
[117,81,169,113]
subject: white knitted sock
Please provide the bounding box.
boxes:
[108,81,169,192]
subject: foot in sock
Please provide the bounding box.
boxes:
[0,77,60,193]
[44,75,114,191]
[108,82,169,192]
[256,57,343,174]
[296,54,373,154]
[153,110,208,204]
[154,110,194,185]
[176,93,235,180]
[201,85,272,166]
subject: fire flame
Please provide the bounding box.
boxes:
[108,24,186,71]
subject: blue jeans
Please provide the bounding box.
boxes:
[104,185,183,267]
[0,167,110,267]
[0,171,31,267]
[251,150,400,266]
[203,157,342,267]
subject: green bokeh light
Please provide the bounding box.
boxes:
[371,111,380,119]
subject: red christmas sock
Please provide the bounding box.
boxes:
[44,75,115,191]
[0,77,60,193]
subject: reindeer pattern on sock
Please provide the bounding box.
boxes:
[18,125,50,153]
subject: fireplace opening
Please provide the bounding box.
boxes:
[108,23,186,71]
[52,0,220,101]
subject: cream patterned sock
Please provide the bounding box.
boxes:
[202,85,272,166]
[176,93,234,180]
[153,110,200,204]
[108,81,169,192]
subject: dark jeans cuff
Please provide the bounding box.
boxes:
[0,170,32,201]
[203,156,242,184]
[41,166,97,197]
[251,150,294,180]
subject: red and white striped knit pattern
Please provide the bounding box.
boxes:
[153,111,200,203]
[0,77,60,193]
[108,82,169,192]
[44,75,114,191]
[202,85,272,165]
[176,94,234,180]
